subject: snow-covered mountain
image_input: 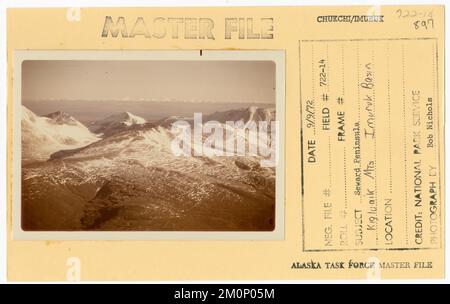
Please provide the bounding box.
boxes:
[21,106,276,231]
[155,107,275,128]
[155,115,193,128]
[89,112,146,137]
[21,106,99,162]
[43,111,81,126]
[170,106,276,158]
[204,106,275,125]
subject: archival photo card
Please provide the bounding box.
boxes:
[13,50,285,240]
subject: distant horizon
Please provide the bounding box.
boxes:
[23,99,274,124]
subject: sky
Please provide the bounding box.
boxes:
[22,60,275,104]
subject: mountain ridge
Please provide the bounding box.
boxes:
[21,106,99,162]
[21,105,276,231]
[89,111,147,137]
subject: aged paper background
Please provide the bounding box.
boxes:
[7,6,444,280]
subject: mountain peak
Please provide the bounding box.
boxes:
[116,111,132,117]
[248,105,258,113]
[44,111,78,126]
[102,112,146,126]
[203,106,275,124]
[90,111,147,137]
[21,106,99,162]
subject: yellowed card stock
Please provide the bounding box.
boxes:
[7,6,444,280]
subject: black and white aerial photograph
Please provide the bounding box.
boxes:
[21,58,278,231]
